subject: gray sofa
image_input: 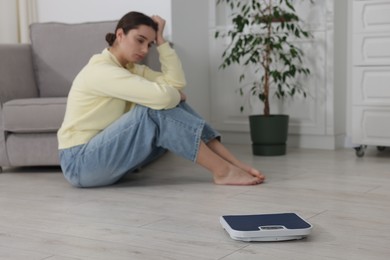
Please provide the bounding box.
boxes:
[0,21,160,171]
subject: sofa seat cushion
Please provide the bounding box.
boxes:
[3,97,66,133]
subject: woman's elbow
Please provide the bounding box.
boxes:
[153,91,181,110]
[176,80,186,90]
[167,77,186,90]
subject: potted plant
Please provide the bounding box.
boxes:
[214,0,313,156]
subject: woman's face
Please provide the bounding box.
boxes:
[116,25,156,65]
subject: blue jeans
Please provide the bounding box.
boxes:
[59,102,220,187]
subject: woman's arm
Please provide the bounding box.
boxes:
[136,16,186,91]
[83,59,181,110]
[151,15,166,46]
[135,43,186,90]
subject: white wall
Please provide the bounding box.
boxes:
[171,0,210,120]
[36,0,172,38]
[0,0,18,43]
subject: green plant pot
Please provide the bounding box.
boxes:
[249,115,289,156]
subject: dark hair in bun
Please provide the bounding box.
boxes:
[105,11,158,46]
[105,33,116,46]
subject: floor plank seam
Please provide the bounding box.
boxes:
[217,244,250,260]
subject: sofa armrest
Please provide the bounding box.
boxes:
[0,44,39,103]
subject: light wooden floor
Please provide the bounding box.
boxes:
[0,145,389,260]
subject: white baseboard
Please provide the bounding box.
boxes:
[219,131,347,150]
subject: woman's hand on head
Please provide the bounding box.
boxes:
[151,15,166,46]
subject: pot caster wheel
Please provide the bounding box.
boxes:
[354,145,367,158]
[377,146,386,151]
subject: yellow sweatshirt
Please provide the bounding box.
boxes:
[57,42,186,149]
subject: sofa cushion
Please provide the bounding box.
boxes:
[2,98,67,133]
[30,21,116,97]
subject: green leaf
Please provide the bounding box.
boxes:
[239,74,245,82]
[285,1,295,12]
[259,93,265,101]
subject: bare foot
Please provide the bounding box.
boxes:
[213,165,264,186]
[232,162,266,182]
[247,168,266,181]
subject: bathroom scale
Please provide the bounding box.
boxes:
[220,213,312,242]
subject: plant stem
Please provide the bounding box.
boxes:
[263,0,272,116]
